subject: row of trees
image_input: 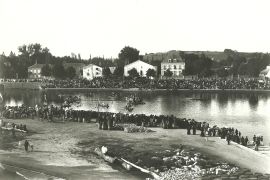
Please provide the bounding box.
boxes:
[209,50,270,78]
[182,53,213,77]
[1,44,270,79]
[40,64,76,79]
[0,43,114,79]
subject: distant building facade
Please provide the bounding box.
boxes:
[82,64,103,80]
[259,65,270,80]
[124,60,157,77]
[161,58,185,78]
[63,62,85,78]
[109,67,116,74]
[28,64,45,79]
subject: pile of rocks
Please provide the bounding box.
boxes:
[143,149,239,180]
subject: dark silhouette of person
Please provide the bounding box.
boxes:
[24,140,29,152]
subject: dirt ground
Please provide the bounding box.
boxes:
[0,118,270,180]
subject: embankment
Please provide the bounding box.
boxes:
[0,82,41,90]
[44,87,270,94]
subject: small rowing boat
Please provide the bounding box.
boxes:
[94,147,116,164]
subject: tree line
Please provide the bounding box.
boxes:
[0,44,269,79]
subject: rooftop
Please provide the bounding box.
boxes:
[162,57,184,63]
[28,64,46,69]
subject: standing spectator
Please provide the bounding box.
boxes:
[24,140,30,152]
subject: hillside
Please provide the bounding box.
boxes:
[143,50,261,63]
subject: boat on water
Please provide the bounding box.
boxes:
[98,102,109,108]
[190,98,210,101]
[126,94,145,106]
[94,147,116,164]
[125,102,134,112]
[0,93,4,104]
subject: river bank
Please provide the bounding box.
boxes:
[44,87,270,94]
[2,81,270,93]
[0,82,41,90]
[0,118,270,179]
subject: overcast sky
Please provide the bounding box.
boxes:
[0,0,269,59]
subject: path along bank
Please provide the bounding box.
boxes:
[0,119,270,180]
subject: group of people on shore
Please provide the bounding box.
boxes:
[0,120,28,136]
[253,135,264,150]
[186,121,264,148]
[1,103,264,151]
[35,78,270,90]
[2,105,36,119]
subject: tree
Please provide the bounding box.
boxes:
[164,69,173,78]
[217,67,228,77]
[103,67,112,77]
[113,66,124,77]
[128,68,139,78]
[52,63,66,79]
[65,66,76,79]
[118,46,139,66]
[41,64,51,77]
[146,68,156,78]
[181,53,213,77]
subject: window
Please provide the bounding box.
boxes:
[174,65,176,69]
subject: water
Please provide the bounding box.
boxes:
[1,89,270,144]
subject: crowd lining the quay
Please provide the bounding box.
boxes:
[1,104,264,151]
[1,78,270,90]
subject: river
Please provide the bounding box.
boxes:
[1,89,270,144]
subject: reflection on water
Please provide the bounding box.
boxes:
[2,89,270,144]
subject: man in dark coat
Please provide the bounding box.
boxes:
[226,134,231,145]
[24,140,29,152]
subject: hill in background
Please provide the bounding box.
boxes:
[143,49,265,63]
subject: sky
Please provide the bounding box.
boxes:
[0,0,269,59]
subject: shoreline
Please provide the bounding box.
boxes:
[44,87,270,93]
[1,82,270,93]
[1,118,270,180]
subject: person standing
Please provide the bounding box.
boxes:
[226,134,231,145]
[11,126,15,137]
[24,140,29,152]
[187,123,191,135]
[192,125,196,135]
[253,135,256,145]
[245,136,249,146]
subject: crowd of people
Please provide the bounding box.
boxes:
[1,103,264,151]
[253,135,264,151]
[1,77,269,90]
[40,78,270,90]
[0,119,28,138]
[2,105,36,119]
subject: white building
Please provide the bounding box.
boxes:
[259,65,270,80]
[28,64,45,79]
[161,58,185,78]
[109,67,116,74]
[82,64,103,80]
[124,60,157,77]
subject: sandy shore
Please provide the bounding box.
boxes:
[0,118,270,179]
